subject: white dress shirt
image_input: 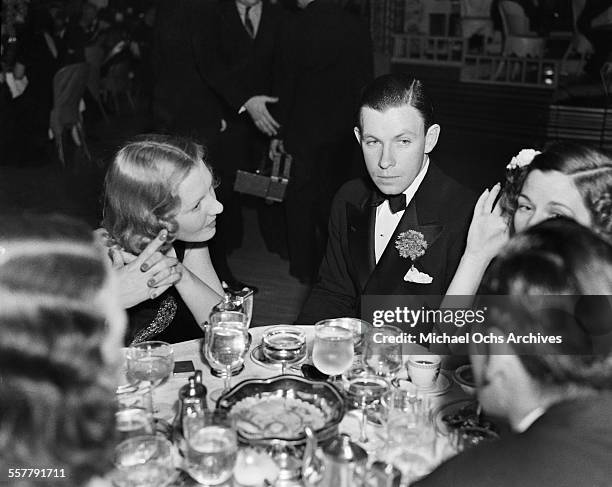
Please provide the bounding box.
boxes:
[235,1,262,38]
[374,156,430,264]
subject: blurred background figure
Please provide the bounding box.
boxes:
[0,213,126,486]
[197,0,287,267]
[576,0,612,79]
[272,0,373,284]
[10,3,60,163]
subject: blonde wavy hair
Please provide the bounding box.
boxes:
[103,134,213,255]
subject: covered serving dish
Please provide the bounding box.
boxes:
[216,375,345,447]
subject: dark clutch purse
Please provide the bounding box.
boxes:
[233,150,292,203]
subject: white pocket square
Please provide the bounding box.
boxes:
[404,266,433,284]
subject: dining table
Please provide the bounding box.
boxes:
[140,324,477,486]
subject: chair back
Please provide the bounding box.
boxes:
[50,63,89,130]
[499,0,531,36]
[570,0,587,28]
[460,0,493,18]
[103,61,132,93]
[85,45,105,99]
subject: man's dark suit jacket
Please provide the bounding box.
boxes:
[297,164,476,324]
[274,0,372,154]
[414,394,612,487]
[151,0,222,142]
[197,0,285,117]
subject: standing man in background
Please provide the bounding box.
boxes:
[194,0,288,280]
[272,0,373,284]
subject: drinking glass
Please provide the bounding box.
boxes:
[115,383,154,441]
[126,341,174,388]
[262,325,307,374]
[346,373,389,443]
[205,311,249,402]
[183,411,238,486]
[312,321,354,383]
[111,435,177,487]
[383,389,436,486]
[363,326,403,379]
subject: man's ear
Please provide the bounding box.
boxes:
[353,126,362,145]
[424,124,440,154]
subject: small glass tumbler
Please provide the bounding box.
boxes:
[112,435,177,487]
[115,382,154,441]
[183,410,238,486]
[262,325,307,374]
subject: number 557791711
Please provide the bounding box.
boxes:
[7,468,67,479]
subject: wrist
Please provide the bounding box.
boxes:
[460,250,493,270]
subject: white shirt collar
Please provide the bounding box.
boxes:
[374,155,430,263]
[401,154,429,205]
[514,406,547,433]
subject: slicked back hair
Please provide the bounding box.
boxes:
[357,73,435,130]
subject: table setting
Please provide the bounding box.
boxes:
[111,300,501,487]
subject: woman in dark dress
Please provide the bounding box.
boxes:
[102,134,225,344]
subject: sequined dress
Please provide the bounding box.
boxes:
[126,241,204,344]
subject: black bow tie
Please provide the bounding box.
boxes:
[372,192,407,214]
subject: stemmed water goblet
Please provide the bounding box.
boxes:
[262,325,307,374]
[205,311,250,402]
[312,320,355,386]
[346,372,389,444]
[126,341,174,414]
[363,325,403,379]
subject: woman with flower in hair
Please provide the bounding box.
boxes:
[445,142,612,296]
[102,134,224,344]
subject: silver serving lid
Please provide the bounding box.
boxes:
[322,434,367,463]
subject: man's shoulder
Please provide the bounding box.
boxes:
[429,164,476,199]
[423,164,478,217]
[334,178,371,205]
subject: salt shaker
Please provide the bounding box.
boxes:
[172,370,207,442]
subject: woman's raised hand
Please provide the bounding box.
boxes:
[464,183,510,264]
[99,229,183,309]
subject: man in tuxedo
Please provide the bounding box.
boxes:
[297,74,476,324]
[414,219,612,487]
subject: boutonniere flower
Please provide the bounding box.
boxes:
[395,230,433,284]
[506,148,541,170]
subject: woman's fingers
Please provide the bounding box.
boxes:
[488,183,504,216]
[473,188,490,217]
[483,183,501,213]
[135,229,168,269]
[146,256,178,276]
[148,264,182,288]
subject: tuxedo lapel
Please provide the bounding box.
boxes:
[347,199,375,291]
[364,166,445,294]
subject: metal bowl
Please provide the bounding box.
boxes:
[216,375,345,447]
[453,364,476,395]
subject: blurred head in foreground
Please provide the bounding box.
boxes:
[473,218,612,429]
[0,214,126,485]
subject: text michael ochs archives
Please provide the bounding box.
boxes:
[371,331,564,345]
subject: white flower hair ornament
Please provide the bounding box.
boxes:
[506,149,541,170]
